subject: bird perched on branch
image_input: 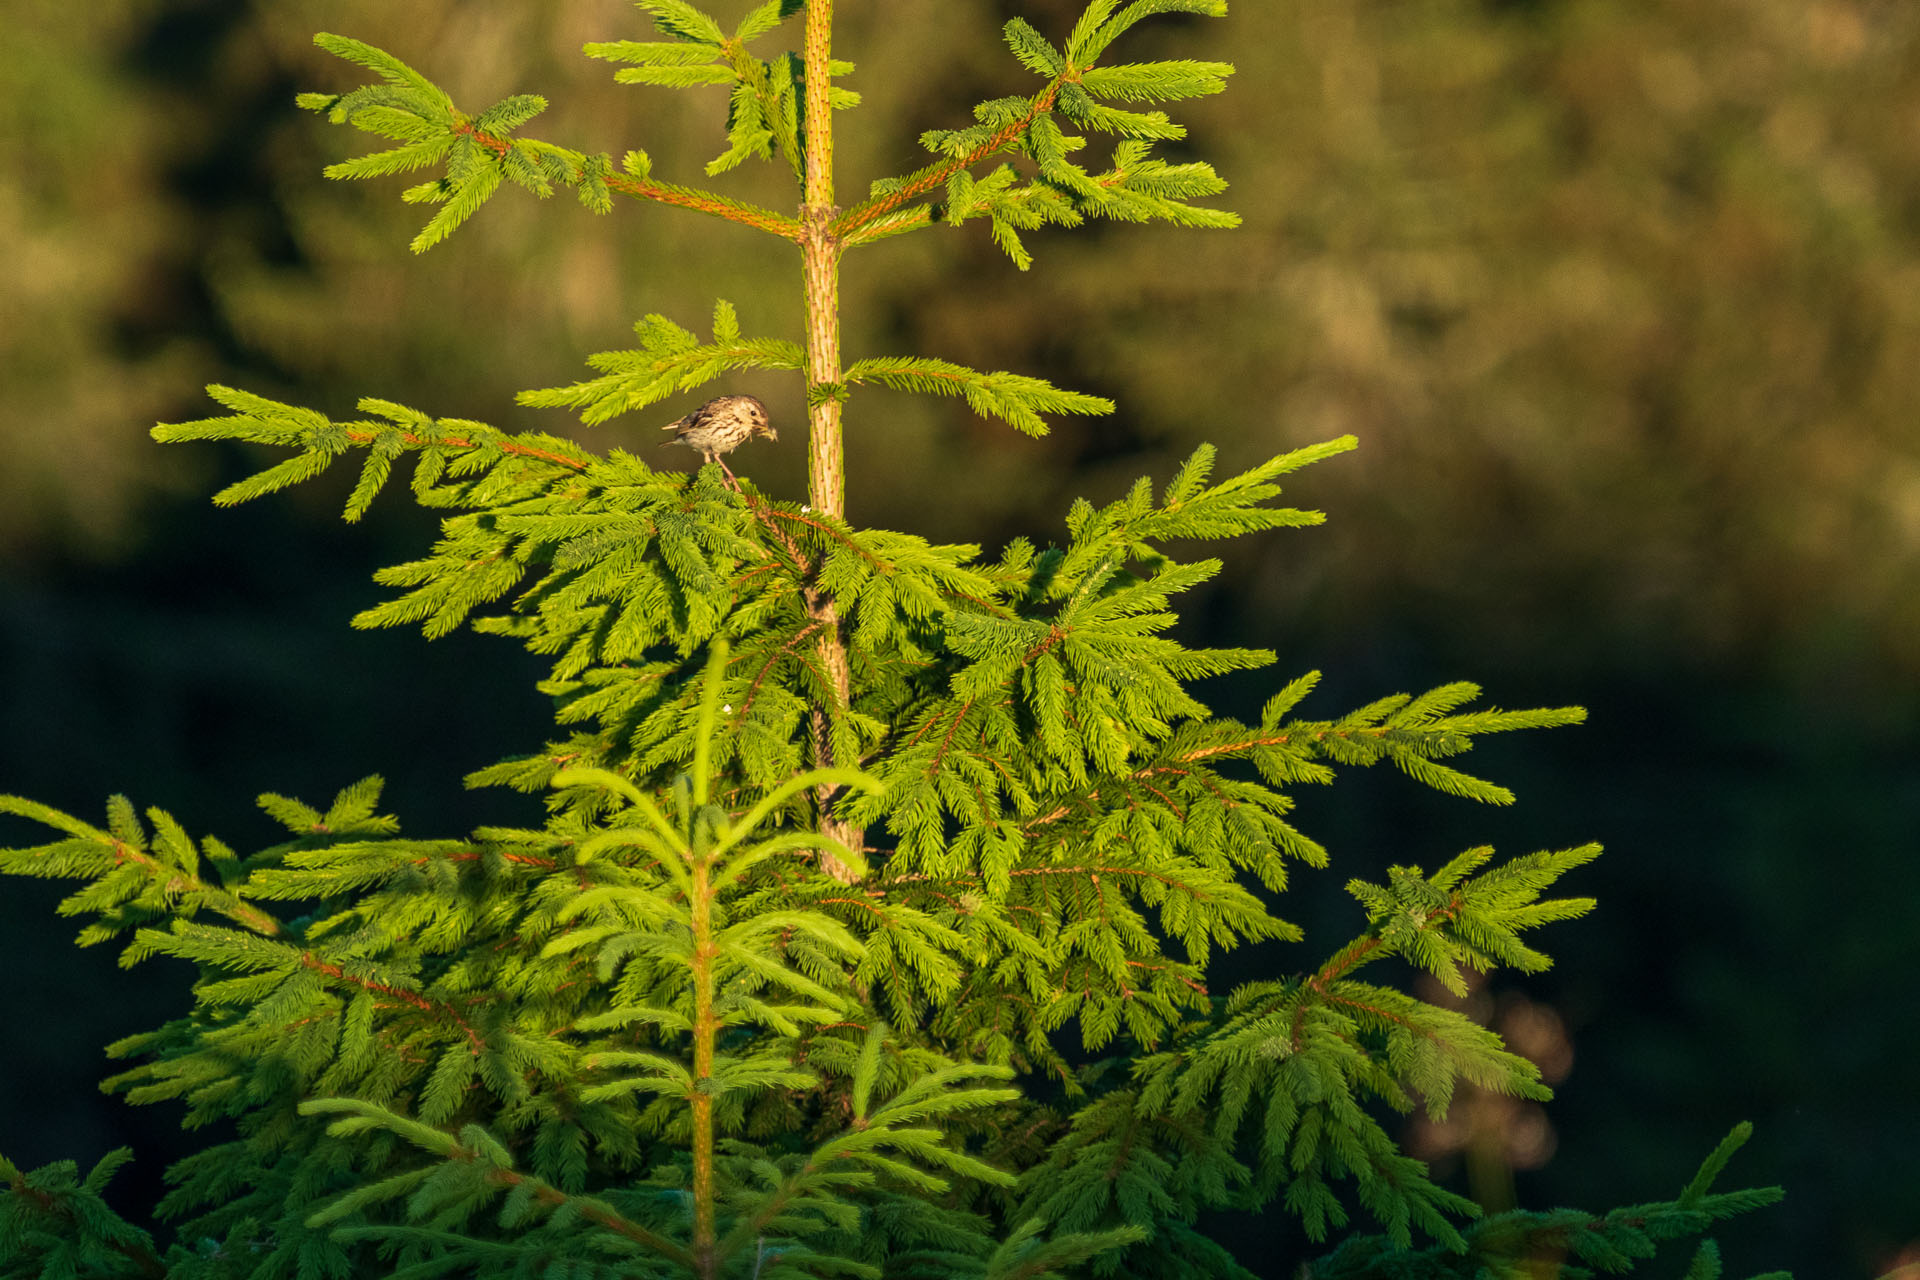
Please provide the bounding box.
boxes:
[661,394,776,483]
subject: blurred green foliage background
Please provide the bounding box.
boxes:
[2,1,1915,1275]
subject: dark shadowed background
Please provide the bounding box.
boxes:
[3,1,1916,1275]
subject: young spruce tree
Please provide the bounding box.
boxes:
[2,3,1790,1277]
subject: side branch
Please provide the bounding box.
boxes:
[110,838,289,939]
[605,172,802,240]
[341,426,587,473]
[300,953,491,1055]
[449,121,801,239]
[833,80,1063,240]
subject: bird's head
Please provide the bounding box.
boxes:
[746,397,776,442]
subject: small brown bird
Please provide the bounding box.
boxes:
[660,394,776,482]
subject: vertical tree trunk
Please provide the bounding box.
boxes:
[801,0,843,518]
[800,0,861,883]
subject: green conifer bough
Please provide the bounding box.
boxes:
[1,3,1790,1276]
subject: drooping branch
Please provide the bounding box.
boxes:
[469,1163,696,1267]
[2,1168,168,1280]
